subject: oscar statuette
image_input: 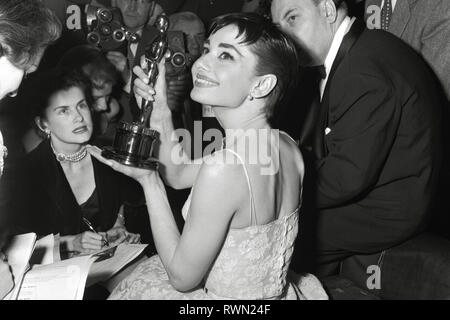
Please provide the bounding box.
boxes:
[102,14,170,169]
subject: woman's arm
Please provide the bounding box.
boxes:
[89,147,247,291]
[132,61,201,189]
[148,159,246,291]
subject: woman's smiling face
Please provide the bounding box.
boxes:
[190,24,259,108]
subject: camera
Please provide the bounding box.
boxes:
[85,6,139,51]
[165,31,194,77]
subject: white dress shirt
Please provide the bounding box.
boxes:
[320,16,356,100]
[381,0,398,11]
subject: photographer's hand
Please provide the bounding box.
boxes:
[106,51,130,83]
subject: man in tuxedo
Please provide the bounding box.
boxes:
[271,0,444,276]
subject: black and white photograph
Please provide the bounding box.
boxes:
[1,0,449,308]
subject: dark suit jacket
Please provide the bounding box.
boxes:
[305,20,443,253]
[365,0,450,100]
[18,140,143,237]
[122,26,159,122]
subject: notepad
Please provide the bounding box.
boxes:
[2,233,147,300]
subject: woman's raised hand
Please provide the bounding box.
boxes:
[133,55,171,128]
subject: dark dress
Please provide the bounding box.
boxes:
[17,140,144,237]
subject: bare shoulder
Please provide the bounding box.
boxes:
[189,149,248,217]
[279,131,304,176]
[197,149,247,181]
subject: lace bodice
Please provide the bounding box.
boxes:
[108,131,328,300]
[208,209,299,299]
[180,146,300,300]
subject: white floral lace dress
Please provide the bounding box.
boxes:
[109,145,328,300]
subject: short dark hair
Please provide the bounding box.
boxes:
[58,45,120,90]
[0,0,61,69]
[209,13,299,119]
[23,67,93,121]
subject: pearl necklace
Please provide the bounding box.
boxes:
[51,143,88,163]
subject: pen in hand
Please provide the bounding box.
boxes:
[82,217,110,247]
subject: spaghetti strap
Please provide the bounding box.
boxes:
[279,130,299,146]
[221,148,258,226]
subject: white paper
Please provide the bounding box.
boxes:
[17,255,95,300]
[87,243,147,287]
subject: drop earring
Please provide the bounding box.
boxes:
[44,129,51,139]
[248,94,254,101]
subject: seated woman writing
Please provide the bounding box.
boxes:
[19,68,141,257]
[89,13,327,300]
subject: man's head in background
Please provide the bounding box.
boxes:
[112,0,156,32]
[169,12,205,61]
[58,45,119,113]
[271,0,348,66]
[0,0,61,101]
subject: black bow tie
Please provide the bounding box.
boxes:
[318,65,327,79]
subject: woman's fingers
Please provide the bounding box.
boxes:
[133,64,148,82]
[133,75,155,94]
[132,65,156,104]
[81,232,104,250]
[139,54,149,71]
[126,233,141,244]
[155,59,167,94]
[87,145,159,184]
[134,84,155,102]
[86,145,114,167]
[86,145,133,178]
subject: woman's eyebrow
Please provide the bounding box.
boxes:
[53,105,69,111]
[76,99,87,106]
[53,99,86,111]
[218,43,243,57]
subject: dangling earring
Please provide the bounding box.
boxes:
[44,129,51,139]
[248,94,254,101]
